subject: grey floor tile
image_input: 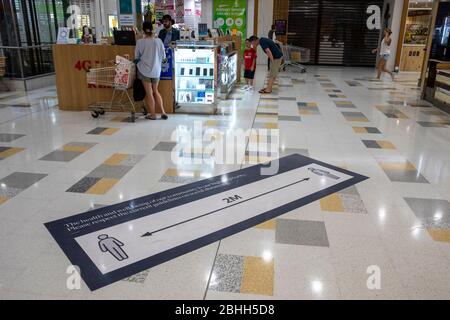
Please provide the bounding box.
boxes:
[404,198,450,227]
[87,164,132,180]
[40,150,82,162]
[0,186,23,199]
[122,270,150,283]
[342,111,366,118]
[153,141,177,152]
[417,122,447,128]
[119,154,145,166]
[340,194,368,214]
[159,175,200,184]
[278,97,296,101]
[0,133,26,142]
[0,172,47,189]
[366,127,382,134]
[66,177,101,193]
[276,219,329,247]
[87,127,108,135]
[334,102,356,108]
[209,254,244,293]
[253,122,277,129]
[383,170,429,183]
[278,115,301,122]
[362,140,381,149]
[65,142,97,148]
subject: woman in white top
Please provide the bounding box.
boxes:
[135,21,168,120]
[372,28,394,80]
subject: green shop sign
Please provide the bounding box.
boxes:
[213,0,247,47]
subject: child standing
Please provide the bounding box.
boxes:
[243,39,257,90]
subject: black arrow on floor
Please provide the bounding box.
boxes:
[141,177,310,238]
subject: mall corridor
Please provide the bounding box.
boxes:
[1,66,450,299]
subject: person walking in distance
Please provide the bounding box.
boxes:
[249,35,283,94]
[372,28,394,80]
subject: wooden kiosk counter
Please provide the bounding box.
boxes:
[52,44,174,113]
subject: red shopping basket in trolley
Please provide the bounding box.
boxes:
[280,44,310,73]
[86,55,142,122]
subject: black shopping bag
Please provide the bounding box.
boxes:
[133,77,146,102]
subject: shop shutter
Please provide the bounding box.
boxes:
[287,0,320,64]
[288,0,383,66]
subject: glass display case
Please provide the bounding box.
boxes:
[174,41,218,113]
[219,51,237,99]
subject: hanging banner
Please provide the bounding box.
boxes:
[213,0,247,48]
[160,47,173,80]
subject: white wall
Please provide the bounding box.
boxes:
[256,0,274,64]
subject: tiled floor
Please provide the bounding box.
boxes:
[1,66,450,300]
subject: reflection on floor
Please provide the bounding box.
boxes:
[0,67,450,299]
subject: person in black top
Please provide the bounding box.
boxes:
[249,35,283,94]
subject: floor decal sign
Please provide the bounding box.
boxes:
[45,154,368,290]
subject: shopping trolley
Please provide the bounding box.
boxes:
[280,45,310,73]
[86,55,146,122]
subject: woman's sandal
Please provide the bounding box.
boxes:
[145,115,157,120]
[259,88,272,94]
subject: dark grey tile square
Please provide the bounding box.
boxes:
[0,172,47,189]
[67,177,101,193]
[404,198,450,228]
[152,141,177,151]
[87,127,108,135]
[276,219,329,247]
[0,133,25,142]
[278,115,301,122]
[208,254,244,293]
[383,169,429,183]
[362,140,381,149]
[40,150,82,162]
[278,97,297,101]
[65,142,97,148]
[366,127,382,134]
[87,164,132,180]
[342,111,366,118]
[417,122,447,128]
